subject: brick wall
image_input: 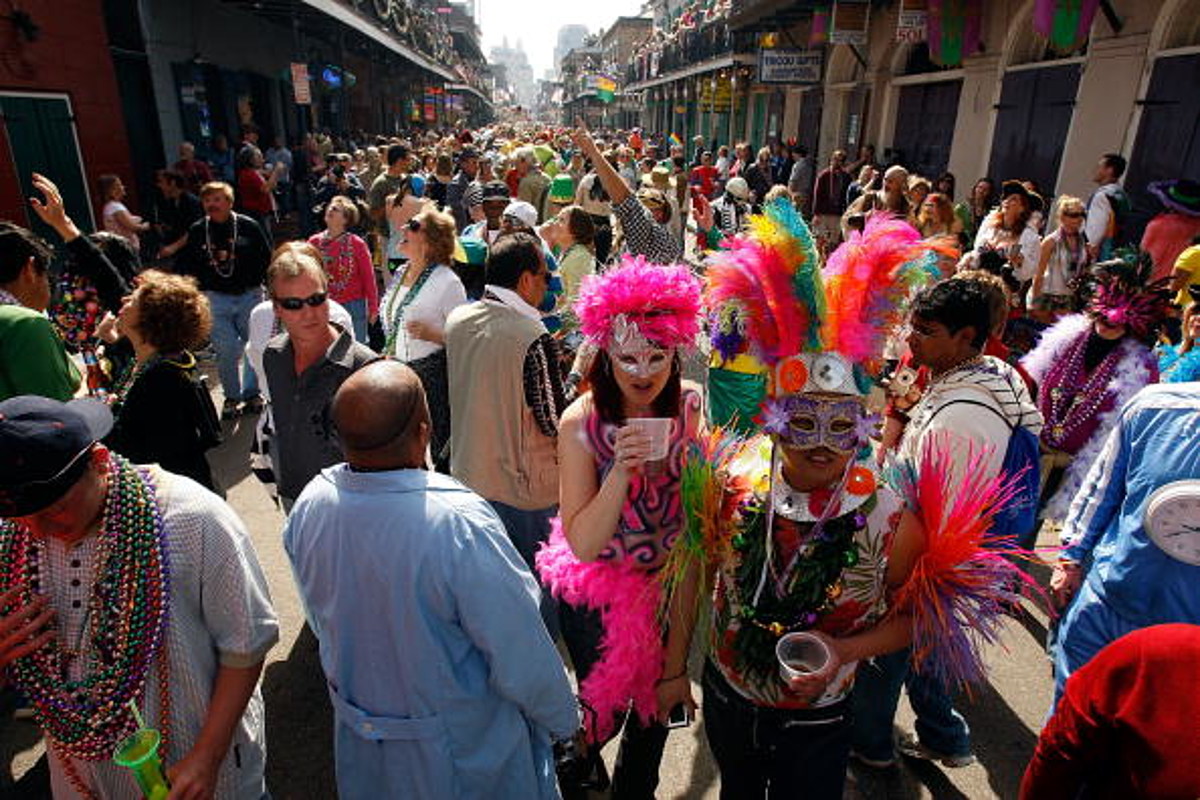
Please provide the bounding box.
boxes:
[0,0,133,230]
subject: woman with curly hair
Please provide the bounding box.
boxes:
[103,269,222,491]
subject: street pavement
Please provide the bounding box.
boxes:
[2,374,1056,799]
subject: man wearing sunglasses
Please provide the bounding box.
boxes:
[262,246,377,510]
[0,395,278,798]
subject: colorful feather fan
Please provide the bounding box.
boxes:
[883,431,1041,690]
[703,198,824,365]
[821,216,950,375]
[660,429,751,618]
[887,431,1038,690]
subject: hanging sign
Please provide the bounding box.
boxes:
[896,0,928,43]
[290,62,311,105]
[758,49,823,84]
[698,77,732,112]
[809,7,831,46]
[830,0,870,46]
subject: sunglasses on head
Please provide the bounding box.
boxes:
[275,291,328,311]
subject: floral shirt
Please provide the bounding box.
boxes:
[710,437,903,708]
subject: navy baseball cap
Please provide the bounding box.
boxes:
[0,396,113,517]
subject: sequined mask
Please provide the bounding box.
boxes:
[761,395,867,453]
[609,314,672,378]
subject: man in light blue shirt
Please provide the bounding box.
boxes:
[284,360,579,799]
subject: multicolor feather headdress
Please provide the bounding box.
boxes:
[704,202,948,397]
[575,255,702,350]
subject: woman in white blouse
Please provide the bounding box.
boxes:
[964,180,1043,284]
[380,206,467,471]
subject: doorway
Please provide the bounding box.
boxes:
[987,63,1082,194]
[0,93,93,240]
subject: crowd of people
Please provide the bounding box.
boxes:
[1,115,1199,800]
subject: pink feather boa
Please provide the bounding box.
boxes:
[535,521,663,743]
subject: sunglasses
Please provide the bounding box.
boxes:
[406,219,422,232]
[275,291,328,311]
[1061,211,1085,219]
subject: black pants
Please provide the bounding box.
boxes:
[702,661,852,800]
[559,601,667,800]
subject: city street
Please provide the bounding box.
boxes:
[4,389,1056,800]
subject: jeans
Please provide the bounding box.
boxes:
[487,501,558,639]
[560,602,668,799]
[205,289,261,402]
[703,661,851,799]
[342,297,368,343]
[851,648,971,761]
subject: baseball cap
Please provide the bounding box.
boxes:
[503,200,539,230]
[0,396,113,517]
[481,181,510,202]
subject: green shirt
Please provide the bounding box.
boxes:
[0,305,81,401]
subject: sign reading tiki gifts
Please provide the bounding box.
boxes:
[758,49,823,84]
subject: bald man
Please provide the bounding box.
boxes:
[283,361,579,799]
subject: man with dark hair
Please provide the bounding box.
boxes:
[368,143,411,233]
[445,232,566,633]
[852,277,1042,770]
[1085,152,1131,261]
[284,360,578,797]
[0,213,81,401]
[445,147,480,231]
[153,170,203,263]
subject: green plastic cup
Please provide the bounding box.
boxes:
[113,728,170,800]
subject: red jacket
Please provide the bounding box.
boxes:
[1021,624,1200,799]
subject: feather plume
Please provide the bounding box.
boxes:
[821,216,949,375]
[659,429,751,618]
[888,431,1038,690]
[703,199,824,364]
[536,523,662,742]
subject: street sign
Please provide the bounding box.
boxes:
[290,62,311,105]
[758,49,822,84]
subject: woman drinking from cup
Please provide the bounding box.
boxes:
[536,257,704,797]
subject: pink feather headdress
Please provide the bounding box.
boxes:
[575,255,702,350]
[1088,275,1171,340]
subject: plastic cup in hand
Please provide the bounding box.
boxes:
[624,418,672,461]
[113,728,170,800]
[776,632,831,683]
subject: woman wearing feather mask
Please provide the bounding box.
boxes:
[536,257,705,797]
[1022,267,1169,532]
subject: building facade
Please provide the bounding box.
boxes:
[621,0,1200,237]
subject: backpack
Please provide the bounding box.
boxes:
[927,397,1041,549]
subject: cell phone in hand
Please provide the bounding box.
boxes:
[666,703,692,729]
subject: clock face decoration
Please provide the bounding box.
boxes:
[811,354,851,392]
[1144,480,1200,566]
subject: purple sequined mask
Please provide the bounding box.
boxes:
[761,395,869,454]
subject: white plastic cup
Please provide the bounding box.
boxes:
[624,417,672,461]
[776,632,831,682]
